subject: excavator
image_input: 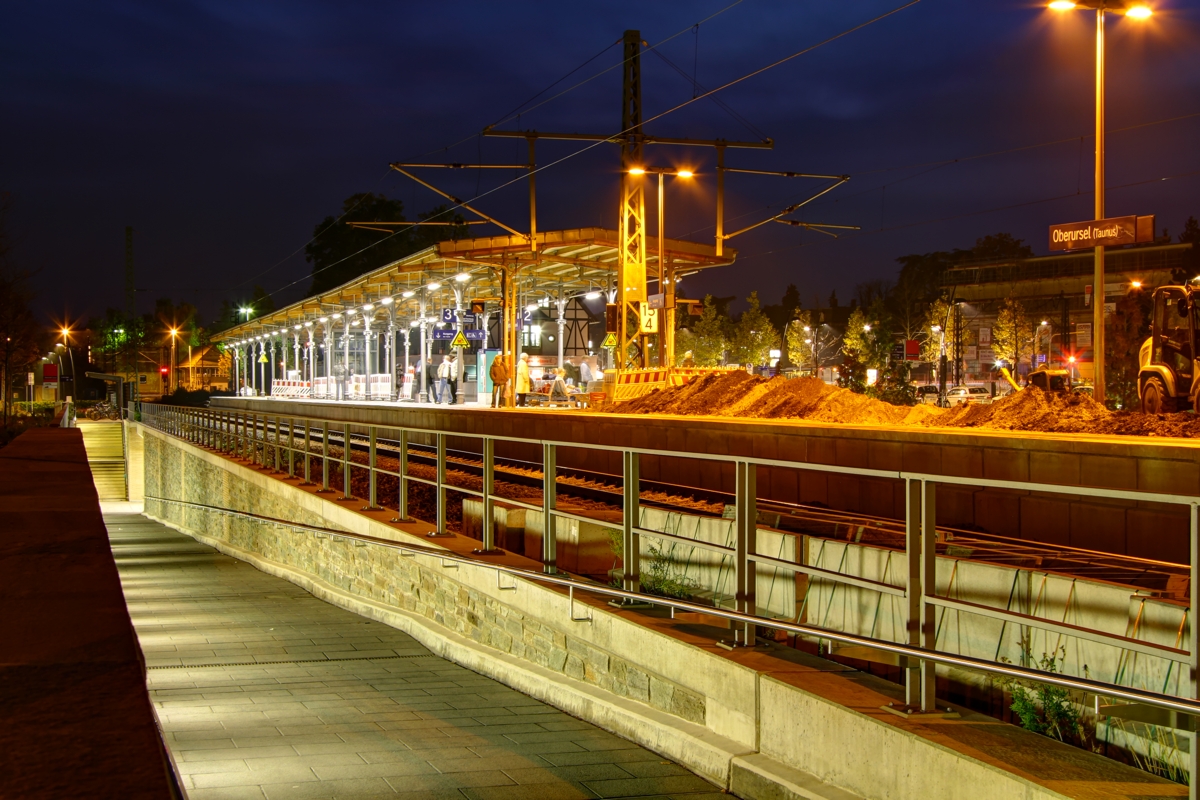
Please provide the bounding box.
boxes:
[1138,285,1197,414]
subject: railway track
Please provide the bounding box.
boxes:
[252,420,1188,593]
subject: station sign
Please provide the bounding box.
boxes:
[441,308,477,324]
[1048,214,1155,252]
[647,293,666,310]
[514,309,534,329]
[433,329,485,341]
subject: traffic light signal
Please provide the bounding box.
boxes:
[160,366,168,376]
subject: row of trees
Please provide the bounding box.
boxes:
[0,194,47,424]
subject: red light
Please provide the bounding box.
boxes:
[1068,356,1076,364]
[160,367,169,375]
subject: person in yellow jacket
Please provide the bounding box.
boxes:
[489,354,509,408]
[515,352,531,407]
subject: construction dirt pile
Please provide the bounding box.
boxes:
[607,373,1200,438]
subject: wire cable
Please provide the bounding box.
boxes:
[259,1,920,304]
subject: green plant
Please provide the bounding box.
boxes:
[1001,643,1082,743]
[639,542,698,600]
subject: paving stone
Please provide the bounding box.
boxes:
[107,513,716,800]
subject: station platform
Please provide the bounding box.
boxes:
[108,511,723,800]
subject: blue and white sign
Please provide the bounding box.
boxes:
[441,308,477,324]
[433,329,486,341]
[515,310,534,329]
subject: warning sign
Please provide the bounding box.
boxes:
[449,330,470,349]
[601,332,618,348]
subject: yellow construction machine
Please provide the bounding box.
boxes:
[1138,285,1197,414]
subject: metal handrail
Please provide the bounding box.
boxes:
[136,402,1200,721]
[147,494,1200,719]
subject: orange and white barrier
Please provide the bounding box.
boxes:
[603,368,670,402]
[269,379,312,397]
[368,373,393,400]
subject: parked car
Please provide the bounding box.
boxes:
[915,385,941,406]
[945,385,991,407]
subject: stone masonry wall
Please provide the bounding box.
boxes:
[143,431,705,725]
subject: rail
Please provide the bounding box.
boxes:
[136,403,1200,730]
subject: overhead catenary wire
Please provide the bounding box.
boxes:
[685,108,1200,241]
[239,2,753,306]
[257,1,921,306]
[735,166,1200,264]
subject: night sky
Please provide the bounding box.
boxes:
[4,0,1199,327]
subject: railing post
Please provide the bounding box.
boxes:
[393,429,409,522]
[905,478,938,710]
[621,450,640,592]
[436,433,446,534]
[317,421,331,492]
[542,442,557,572]
[734,460,757,646]
[288,417,296,478]
[366,426,381,510]
[920,480,938,712]
[340,422,352,499]
[1190,503,1198,800]
[481,438,495,549]
[301,419,312,485]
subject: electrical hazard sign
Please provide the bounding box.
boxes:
[601,332,618,348]
[449,330,470,349]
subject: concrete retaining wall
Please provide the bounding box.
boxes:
[139,424,1185,799]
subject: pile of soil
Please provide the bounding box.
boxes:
[606,373,1200,439]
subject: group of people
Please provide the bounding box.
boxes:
[487,353,595,408]
[414,353,462,404]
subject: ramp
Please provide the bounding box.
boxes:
[78,420,126,501]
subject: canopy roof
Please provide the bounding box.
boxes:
[215,228,735,343]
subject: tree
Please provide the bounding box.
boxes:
[970,233,1034,261]
[786,310,838,372]
[306,194,469,295]
[1179,216,1200,245]
[1105,288,1151,410]
[992,297,1029,369]
[727,292,777,366]
[840,304,896,393]
[921,296,974,371]
[675,295,727,366]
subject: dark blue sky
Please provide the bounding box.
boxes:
[4,0,1199,326]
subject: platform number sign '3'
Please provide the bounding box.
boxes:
[638,301,659,334]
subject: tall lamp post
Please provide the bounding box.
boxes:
[1047,0,1152,405]
[168,328,179,394]
[59,327,75,400]
[629,166,693,367]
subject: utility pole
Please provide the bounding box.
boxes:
[618,29,648,370]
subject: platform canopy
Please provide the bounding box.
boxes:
[213,227,735,343]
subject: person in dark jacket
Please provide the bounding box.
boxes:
[489,354,510,408]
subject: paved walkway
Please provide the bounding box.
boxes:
[106,512,721,800]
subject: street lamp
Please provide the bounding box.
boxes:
[59,327,76,400]
[1047,0,1152,406]
[168,328,179,394]
[629,166,695,366]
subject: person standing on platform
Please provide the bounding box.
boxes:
[563,359,581,386]
[578,359,593,388]
[436,356,451,404]
[446,353,460,404]
[681,350,695,368]
[515,353,531,407]
[424,359,439,402]
[489,354,509,408]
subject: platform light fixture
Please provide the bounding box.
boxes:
[304,321,313,327]
[1130,280,1142,289]
[319,317,328,323]
[455,272,471,282]
[525,303,538,312]
[362,303,374,311]
[380,297,393,305]
[584,291,602,300]
[331,313,342,320]
[427,281,441,291]
[401,290,415,298]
